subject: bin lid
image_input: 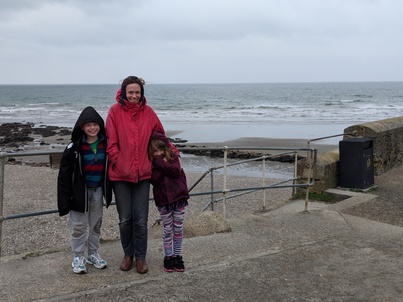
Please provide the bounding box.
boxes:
[339,137,373,149]
[340,138,373,143]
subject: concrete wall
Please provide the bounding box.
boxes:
[344,116,403,175]
[297,150,339,194]
[297,116,403,193]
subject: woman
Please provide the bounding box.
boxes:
[106,76,165,273]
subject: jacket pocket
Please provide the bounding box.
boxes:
[112,157,133,180]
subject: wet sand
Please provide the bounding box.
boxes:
[1,122,339,156]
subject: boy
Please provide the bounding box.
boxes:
[57,106,112,274]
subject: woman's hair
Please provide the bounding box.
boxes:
[120,76,146,103]
[148,139,174,162]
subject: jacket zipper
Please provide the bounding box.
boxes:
[77,151,88,213]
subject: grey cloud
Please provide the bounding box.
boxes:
[0,0,402,84]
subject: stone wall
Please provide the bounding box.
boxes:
[297,149,339,194]
[297,116,403,193]
[344,116,403,175]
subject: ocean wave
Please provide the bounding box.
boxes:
[1,82,403,132]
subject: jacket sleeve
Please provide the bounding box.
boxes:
[150,167,163,186]
[152,154,182,178]
[104,154,113,208]
[152,113,165,135]
[57,146,74,216]
[105,106,120,164]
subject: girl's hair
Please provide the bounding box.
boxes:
[148,139,174,162]
[120,76,146,103]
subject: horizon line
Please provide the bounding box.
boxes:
[1,80,402,86]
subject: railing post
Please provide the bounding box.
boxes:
[293,152,298,196]
[210,170,214,211]
[262,157,266,211]
[0,153,6,257]
[304,147,313,213]
[223,146,228,219]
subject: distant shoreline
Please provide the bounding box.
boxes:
[0,122,338,157]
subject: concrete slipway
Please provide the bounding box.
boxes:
[1,184,403,302]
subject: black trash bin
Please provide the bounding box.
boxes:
[339,138,374,189]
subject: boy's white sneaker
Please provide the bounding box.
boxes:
[87,253,107,269]
[72,256,87,274]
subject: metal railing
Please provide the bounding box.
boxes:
[0,146,316,257]
[179,146,316,217]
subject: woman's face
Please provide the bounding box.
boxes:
[125,83,142,103]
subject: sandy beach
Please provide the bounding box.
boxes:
[1,123,338,174]
[1,121,340,151]
[12,126,338,154]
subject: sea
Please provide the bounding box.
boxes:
[1,81,403,178]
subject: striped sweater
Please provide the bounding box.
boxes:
[81,137,106,188]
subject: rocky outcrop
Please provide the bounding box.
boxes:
[0,123,71,151]
[180,146,303,163]
[184,210,231,237]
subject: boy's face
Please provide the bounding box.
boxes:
[82,122,100,139]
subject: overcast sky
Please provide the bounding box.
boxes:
[0,0,402,84]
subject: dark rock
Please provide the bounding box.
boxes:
[31,127,57,137]
[180,146,305,163]
[0,123,33,137]
[59,129,72,136]
[173,138,188,143]
[0,122,67,150]
[270,154,304,163]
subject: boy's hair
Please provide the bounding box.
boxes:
[148,139,173,162]
[81,122,99,127]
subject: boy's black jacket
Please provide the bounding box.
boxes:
[57,106,112,216]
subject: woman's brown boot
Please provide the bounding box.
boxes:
[120,256,133,271]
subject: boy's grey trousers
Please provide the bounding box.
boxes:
[69,187,103,257]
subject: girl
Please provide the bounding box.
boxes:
[148,131,189,272]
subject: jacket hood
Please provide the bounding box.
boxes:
[72,106,105,142]
[151,130,180,156]
[151,130,171,147]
